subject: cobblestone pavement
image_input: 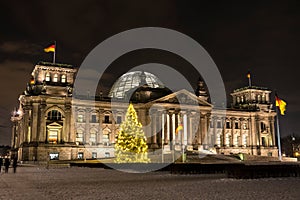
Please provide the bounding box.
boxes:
[0,166,299,200]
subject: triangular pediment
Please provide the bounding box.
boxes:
[146,89,211,107]
[47,122,63,128]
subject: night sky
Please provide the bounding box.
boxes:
[0,1,299,145]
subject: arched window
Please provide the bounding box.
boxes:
[262,94,266,102]
[45,72,51,82]
[241,96,244,103]
[90,129,97,145]
[61,74,66,83]
[53,74,59,82]
[257,94,261,102]
[261,122,267,132]
[76,129,84,143]
[47,110,62,121]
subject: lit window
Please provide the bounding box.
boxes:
[77,114,84,122]
[45,72,51,82]
[77,152,84,159]
[61,75,66,83]
[48,130,58,143]
[257,95,261,102]
[53,74,58,82]
[262,94,266,102]
[242,123,247,130]
[90,129,96,144]
[76,129,84,143]
[237,96,240,103]
[49,153,59,160]
[92,152,97,159]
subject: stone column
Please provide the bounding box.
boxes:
[212,116,217,146]
[31,102,39,142]
[239,118,244,147]
[64,101,71,142]
[151,109,158,148]
[98,109,104,144]
[269,117,275,146]
[85,108,91,144]
[256,117,261,146]
[231,117,235,147]
[249,115,255,147]
[157,111,162,146]
[39,101,46,142]
[111,113,116,144]
[201,113,208,145]
[69,107,76,143]
[23,106,31,143]
[161,112,165,145]
[166,112,170,144]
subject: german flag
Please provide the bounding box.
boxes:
[44,43,55,52]
[275,94,287,115]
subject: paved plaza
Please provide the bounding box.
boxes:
[0,166,299,200]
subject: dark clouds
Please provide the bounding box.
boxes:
[0,1,299,144]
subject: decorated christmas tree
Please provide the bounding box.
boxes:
[115,103,150,163]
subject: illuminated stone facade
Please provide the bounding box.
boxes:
[11,62,278,161]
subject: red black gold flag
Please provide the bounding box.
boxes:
[44,44,55,52]
[275,94,287,115]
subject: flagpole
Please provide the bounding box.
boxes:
[247,72,252,87]
[275,105,282,161]
[53,41,56,63]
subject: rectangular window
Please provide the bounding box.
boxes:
[226,121,230,129]
[235,122,239,129]
[91,115,97,123]
[78,114,84,122]
[77,152,84,159]
[92,152,97,159]
[261,137,266,147]
[104,115,109,123]
[117,116,122,124]
[49,153,59,160]
[48,130,58,143]
[105,152,110,158]
[217,121,221,128]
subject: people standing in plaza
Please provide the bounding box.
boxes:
[13,157,17,173]
[4,157,10,173]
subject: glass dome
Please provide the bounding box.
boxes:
[109,71,164,98]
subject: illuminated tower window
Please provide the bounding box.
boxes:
[53,74,58,82]
[61,74,66,83]
[45,72,51,82]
